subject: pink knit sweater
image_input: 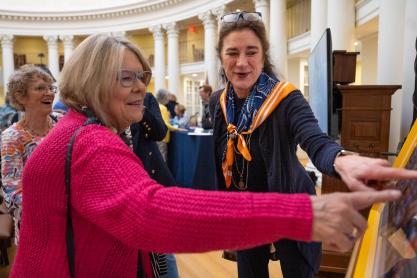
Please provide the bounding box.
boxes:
[11,110,313,277]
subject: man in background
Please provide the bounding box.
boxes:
[199,85,213,129]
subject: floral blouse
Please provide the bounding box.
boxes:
[1,117,59,244]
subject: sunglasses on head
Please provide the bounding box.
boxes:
[220,11,262,24]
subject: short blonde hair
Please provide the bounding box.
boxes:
[60,34,151,128]
[7,64,53,111]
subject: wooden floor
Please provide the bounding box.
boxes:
[0,246,283,277]
[176,251,283,278]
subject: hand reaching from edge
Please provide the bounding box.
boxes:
[333,155,417,192]
[310,190,401,253]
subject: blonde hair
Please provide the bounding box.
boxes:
[60,34,151,129]
[7,64,53,111]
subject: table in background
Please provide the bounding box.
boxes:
[168,131,216,190]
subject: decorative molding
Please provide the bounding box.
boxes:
[43,35,58,47]
[164,22,179,37]
[149,25,164,40]
[0,34,15,48]
[59,35,74,47]
[287,31,310,55]
[211,5,226,21]
[198,11,216,28]
[356,0,380,26]
[0,0,185,22]
[0,0,234,36]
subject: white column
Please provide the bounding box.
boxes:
[59,35,74,63]
[377,0,406,152]
[310,0,327,50]
[43,35,60,80]
[164,22,180,95]
[269,0,288,78]
[199,11,218,88]
[0,34,15,92]
[149,25,165,93]
[400,0,417,138]
[253,0,270,36]
[327,0,355,51]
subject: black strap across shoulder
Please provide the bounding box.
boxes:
[65,113,102,278]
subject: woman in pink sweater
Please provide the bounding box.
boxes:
[11,34,413,277]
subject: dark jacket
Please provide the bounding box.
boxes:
[210,89,343,272]
[130,93,176,187]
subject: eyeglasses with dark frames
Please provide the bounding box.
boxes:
[118,70,152,87]
[220,11,262,24]
[33,84,58,94]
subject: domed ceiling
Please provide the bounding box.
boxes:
[0,0,152,13]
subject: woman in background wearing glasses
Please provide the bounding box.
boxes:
[10,34,416,277]
[210,11,408,278]
[1,64,58,245]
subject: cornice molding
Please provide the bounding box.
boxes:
[0,0,232,36]
[0,0,183,22]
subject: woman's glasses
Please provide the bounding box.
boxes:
[33,85,58,94]
[220,11,262,24]
[118,70,152,87]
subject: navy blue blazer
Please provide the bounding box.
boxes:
[210,89,343,272]
[130,93,176,187]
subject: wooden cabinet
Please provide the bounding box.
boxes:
[338,85,401,157]
[319,85,401,275]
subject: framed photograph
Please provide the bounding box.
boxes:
[347,120,417,277]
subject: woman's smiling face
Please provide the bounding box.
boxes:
[220,28,264,98]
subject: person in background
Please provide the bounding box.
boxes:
[210,11,411,278]
[53,100,69,114]
[199,84,213,129]
[171,104,189,129]
[155,88,186,162]
[1,64,58,245]
[11,34,416,277]
[122,92,179,278]
[166,93,178,119]
[0,95,19,132]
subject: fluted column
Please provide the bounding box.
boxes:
[327,0,355,51]
[199,11,218,88]
[149,25,165,93]
[0,34,15,92]
[164,22,180,95]
[310,0,327,50]
[43,35,60,80]
[253,0,270,35]
[59,35,74,63]
[269,0,287,77]
[377,0,406,152]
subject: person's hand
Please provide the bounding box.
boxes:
[310,190,401,253]
[334,155,417,192]
[176,128,188,132]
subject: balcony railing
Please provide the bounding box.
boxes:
[287,0,311,39]
[179,39,205,64]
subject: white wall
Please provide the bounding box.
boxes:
[360,33,378,85]
[400,0,417,138]
[287,58,301,90]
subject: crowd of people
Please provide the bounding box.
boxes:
[0,10,416,278]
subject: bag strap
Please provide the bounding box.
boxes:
[65,112,102,278]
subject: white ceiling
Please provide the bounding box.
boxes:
[0,0,150,13]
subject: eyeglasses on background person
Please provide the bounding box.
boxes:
[118,70,152,87]
[220,11,262,24]
[34,84,58,94]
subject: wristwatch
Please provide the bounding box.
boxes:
[335,149,359,158]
